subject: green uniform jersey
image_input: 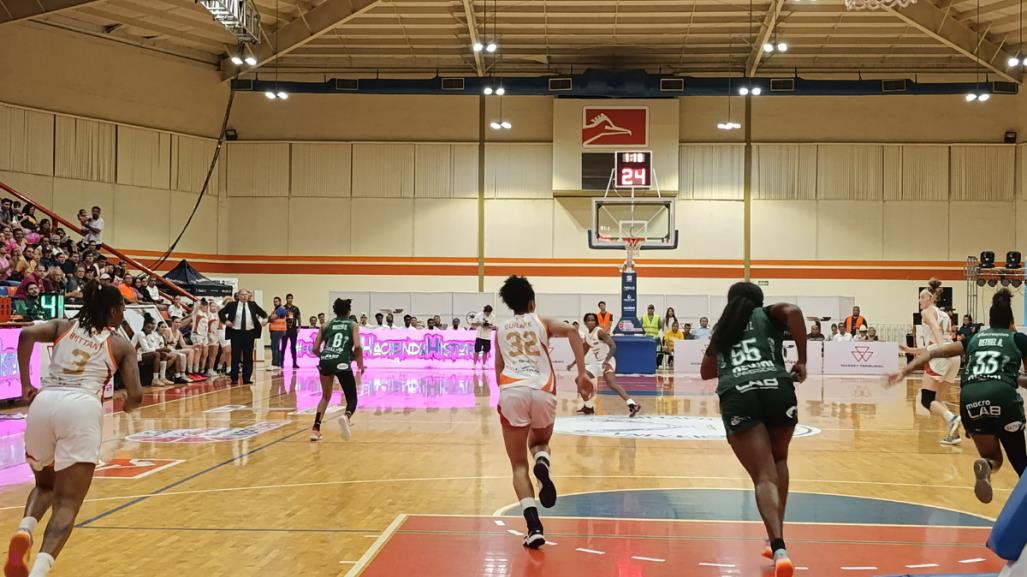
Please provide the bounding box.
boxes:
[715,307,791,395]
[959,328,1027,435]
[318,318,356,373]
[715,307,797,436]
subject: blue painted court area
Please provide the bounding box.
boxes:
[499,488,993,527]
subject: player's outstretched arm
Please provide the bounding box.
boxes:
[17,319,66,401]
[351,324,365,375]
[890,342,964,385]
[110,334,143,412]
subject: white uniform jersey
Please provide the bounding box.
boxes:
[497,314,554,392]
[585,327,610,364]
[924,305,953,345]
[41,321,117,396]
[193,311,209,337]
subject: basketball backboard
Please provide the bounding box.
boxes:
[588,197,678,250]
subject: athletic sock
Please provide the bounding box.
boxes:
[534,451,551,467]
[159,361,168,379]
[626,398,637,406]
[770,538,786,553]
[17,516,37,535]
[520,497,537,513]
[521,499,542,532]
[28,552,53,577]
[583,399,595,409]
[943,409,956,422]
[152,372,160,382]
[313,412,323,429]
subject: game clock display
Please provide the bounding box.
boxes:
[615,150,652,189]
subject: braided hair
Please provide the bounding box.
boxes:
[75,279,124,331]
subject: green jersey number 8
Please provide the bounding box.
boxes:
[730,338,761,365]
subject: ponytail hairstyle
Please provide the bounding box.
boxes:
[708,282,764,356]
[76,279,124,331]
[990,288,1015,329]
[333,298,352,318]
[920,278,943,304]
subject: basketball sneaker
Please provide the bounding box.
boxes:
[4,529,31,577]
[522,528,545,549]
[773,550,794,577]
[309,428,322,442]
[973,458,993,504]
[628,402,641,417]
[533,457,557,508]
[941,415,962,445]
[576,405,595,415]
[339,415,352,441]
[761,545,773,559]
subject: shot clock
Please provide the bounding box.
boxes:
[614,150,652,189]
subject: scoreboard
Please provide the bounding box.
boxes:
[614,150,651,189]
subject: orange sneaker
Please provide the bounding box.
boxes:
[761,546,773,559]
[774,552,794,577]
[4,530,31,577]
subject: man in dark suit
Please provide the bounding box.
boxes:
[218,290,268,384]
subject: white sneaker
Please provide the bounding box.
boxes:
[206,369,217,378]
[946,415,962,439]
[339,415,351,441]
[940,434,963,446]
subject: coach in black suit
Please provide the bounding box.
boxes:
[218,290,268,384]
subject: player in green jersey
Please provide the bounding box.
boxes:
[892,289,1027,503]
[310,298,364,442]
[700,282,808,577]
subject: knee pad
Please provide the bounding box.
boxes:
[920,389,937,411]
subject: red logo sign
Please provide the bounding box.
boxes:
[582,107,648,147]
[94,458,184,479]
[850,346,874,363]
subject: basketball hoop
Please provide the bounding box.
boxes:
[844,0,916,10]
[623,237,645,272]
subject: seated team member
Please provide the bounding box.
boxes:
[660,321,686,368]
[568,313,640,417]
[891,289,1027,504]
[807,321,826,341]
[494,275,590,548]
[692,317,712,340]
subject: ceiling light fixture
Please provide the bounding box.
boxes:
[265,91,277,100]
[739,86,749,96]
[244,56,257,65]
[763,42,775,52]
[485,42,497,53]
[483,86,494,95]
[501,120,512,129]
[230,56,244,65]
[777,41,788,52]
[276,91,288,100]
[495,86,505,95]
[490,121,502,129]
[473,42,484,52]
[966,0,989,103]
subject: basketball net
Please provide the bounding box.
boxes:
[622,237,644,272]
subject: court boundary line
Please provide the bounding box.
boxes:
[341,514,406,577]
[489,487,998,524]
[74,427,307,528]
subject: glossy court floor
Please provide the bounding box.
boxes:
[0,368,1015,577]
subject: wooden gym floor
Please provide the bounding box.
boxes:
[0,367,1014,577]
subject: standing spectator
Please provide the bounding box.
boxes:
[956,315,978,343]
[692,317,712,340]
[640,304,662,344]
[374,312,384,327]
[267,296,287,371]
[308,316,318,328]
[843,306,867,337]
[359,313,368,327]
[403,314,413,329]
[471,305,495,367]
[79,205,104,248]
[282,293,301,368]
[596,301,613,333]
[664,307,678,333]
[807,321,826,341]
[218,289,268,385]
[317,312,326,327]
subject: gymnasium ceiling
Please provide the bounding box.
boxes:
[2,0,1024,81]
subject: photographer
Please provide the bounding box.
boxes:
[472,305,496,367]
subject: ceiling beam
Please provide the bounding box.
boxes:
[459,0,484,76]
[889,0,1021,82]
[222,0,382,80]
[746,0,785,77]
[0,0,106,24]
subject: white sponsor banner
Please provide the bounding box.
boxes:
[822,341,899,375]
[549,337,575,368]
[673,340,823,375]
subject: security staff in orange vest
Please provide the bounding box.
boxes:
[597,301,613,333]
[843,306,867,337]
[268,296,288,371]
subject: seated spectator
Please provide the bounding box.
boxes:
[308,315,318,328]
[65,265,85,300]
[866,327,879,342]
[807,321,826,341]
[427,318,436,330]
[856,326,870,341]
[691,317,712,340]
[55,250,73,275]
[37,218,51,239]
[661,321,686,368]
[41,267,65,294]
[830,323,839,339]
[403,314,413,328]
[116,276,138,303]
[833,326,853,342]
[0,247,11,285]
[384,313,396,328]
[318,312,326,327]
[0,199,13,224]
[15,264,45,299]
[451,317,461,330]
[432,314,443,329]
[13,282,43,321]
[19,204,37,232]
[359,313,368,327]
[682,322,695,340]
[167,296,188,319]
[956,315,978,343]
